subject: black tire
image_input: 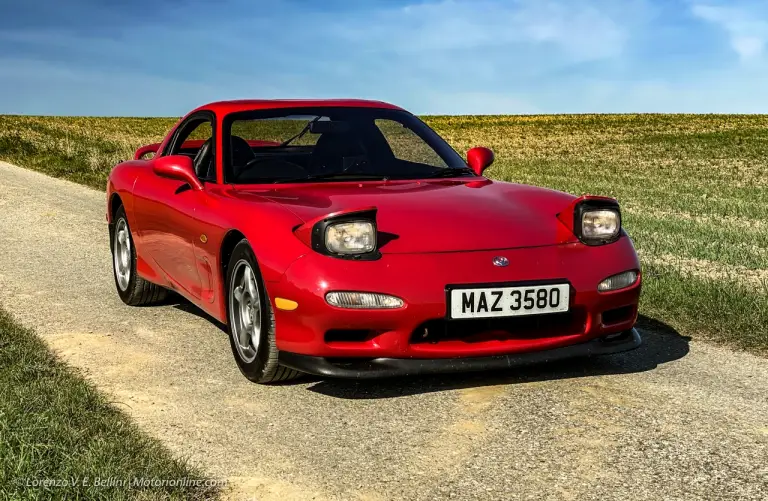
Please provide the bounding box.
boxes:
[225,239,301,384]
[111,206,168,306]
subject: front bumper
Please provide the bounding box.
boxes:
[279,328,641,378]
[269,237,642,359]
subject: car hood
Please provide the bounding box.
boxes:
[232,179,577,254]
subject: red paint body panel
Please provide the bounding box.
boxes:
[193,99,403,116]
[107,99,641,364]
[239,180,579,253]
[272,238,640,357]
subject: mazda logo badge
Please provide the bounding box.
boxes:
[492,256,509,267]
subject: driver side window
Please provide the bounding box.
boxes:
[168,117,215,183]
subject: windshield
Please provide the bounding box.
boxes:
[223,107,471,184]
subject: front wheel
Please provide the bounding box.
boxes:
[111,206,168,306]
[225,239,301,383]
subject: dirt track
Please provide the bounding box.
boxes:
[1,160,766,500]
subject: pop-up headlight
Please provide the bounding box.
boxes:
[297,207,381,260]
[575,200,622,245]
[325,221,376,255]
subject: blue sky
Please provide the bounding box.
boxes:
[1,0,768,115]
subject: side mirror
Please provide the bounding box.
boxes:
[466,147,495,176]
[153,155,203,191]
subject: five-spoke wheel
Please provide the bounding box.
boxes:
[113,218,132,291]
[225,239,300,383]
[110,205,168,306]
[229,260,262,363]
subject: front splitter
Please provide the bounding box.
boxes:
[278,328,642,379]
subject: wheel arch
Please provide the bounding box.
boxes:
[108,193,124,251]
[220,229,248,292]
[218,228,302,383]
[109,192,124,220]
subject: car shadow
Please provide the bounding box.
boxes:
[166,294,229,334]
[303,315,691,399]
[160,296,690,399]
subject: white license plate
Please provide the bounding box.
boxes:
[449,283,570,319]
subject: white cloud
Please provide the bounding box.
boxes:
[732,35,765,59]
[692,3,768,61]
[333,0,634,62]
[22,0,767,115]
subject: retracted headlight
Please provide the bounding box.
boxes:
[574,200,622,245]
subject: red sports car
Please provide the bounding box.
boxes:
[107,99,642,383]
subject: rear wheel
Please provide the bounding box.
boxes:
[111,206,168,306]
[226,239,301,383]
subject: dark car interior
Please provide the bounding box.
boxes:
[169,108,471,184]
[225,108,473,184]
[177,124,394,184]
[228,120,393,184]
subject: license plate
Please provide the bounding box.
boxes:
[448,283,570,319]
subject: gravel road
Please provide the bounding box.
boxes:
[1,160,766,501]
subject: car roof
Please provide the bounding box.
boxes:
[193,99,405,115]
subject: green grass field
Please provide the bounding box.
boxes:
[0,114,766,353]
[0,309,219,500]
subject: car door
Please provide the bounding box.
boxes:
[133,113,216,300]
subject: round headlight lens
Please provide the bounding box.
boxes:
[582,209,620,240]
[325,221,376,255]
[598,270,639,292]
[326,292,404,309]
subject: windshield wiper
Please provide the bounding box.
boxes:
[424,167,476,178]
[279,116,321,147]
[274,172,390,184]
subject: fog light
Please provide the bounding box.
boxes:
[598,270,638,292]
[325,291,404,309]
